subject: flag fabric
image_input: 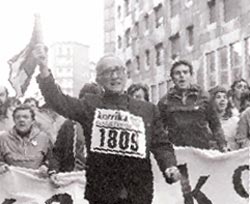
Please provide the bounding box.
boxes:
[8,14,43,97]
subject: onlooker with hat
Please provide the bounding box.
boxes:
[158,60,226,151]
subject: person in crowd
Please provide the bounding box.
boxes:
[0,105,52,177]
[8,97,21,111]
[24,97,65,143]
[158,60,226,151]
[209,86,239,150]
[235,91,250,149]
[48,83,103,174]
[239,90,250,113]
[127,83,149,102]
[0,86,14,131]
[33,44,180,204]
[24,97,39,110]
[228,79,249,116]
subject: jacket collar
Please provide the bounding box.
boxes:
[168,84,200,99]
[9,125,40,142]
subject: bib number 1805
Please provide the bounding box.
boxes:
[99,128,139,151]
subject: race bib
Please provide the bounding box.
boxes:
[91,108,146,159]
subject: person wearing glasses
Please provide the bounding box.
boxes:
[33,44,180,204]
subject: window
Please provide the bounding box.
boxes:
[158,82,166,99]
[144,14,149,31]
[155,43,164,66]
[245,38,250,81]
[58,68,63,73]
[186,25,194,46]
[125,28,131,47]
[145,50,150,68]
[136,55,140,71]
[126,60,132,78]
[223,0,239,22]
[134,22,139,39]
[230,42,242,82]
[218,47,229,85]
[126,59,132,71]
[151,85,157,104]
[124,0,130,16]
[185,0,193,7]
[117,6,121,19]
[118,36,122,49]
[154,4,163,28]
[206,51,216,88]
[170,0,179,17]
[170,34,180,60]
[208,0,216,24]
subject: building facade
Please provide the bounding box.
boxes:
[49,42,90,97]
[104,0,250,103]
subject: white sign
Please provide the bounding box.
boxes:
[91,108,146,158]
[0,147,248,204]
[0,167,87,204]
[152,147,249,204]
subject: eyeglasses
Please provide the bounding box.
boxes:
[99,66,125,78]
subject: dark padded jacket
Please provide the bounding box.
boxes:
[49,120,86,173]
[158,85,226,150]
[37,73,177,204]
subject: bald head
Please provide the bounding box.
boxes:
[96,54,125,77]
[95,54,127,94]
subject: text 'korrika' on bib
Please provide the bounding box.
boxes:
[91,108,146,159]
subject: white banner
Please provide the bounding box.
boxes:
[152,147,249,204]
[0,147,248,204]
[0,167,87,204]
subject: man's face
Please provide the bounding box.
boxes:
[14,109,34,133]
[233,81,249,100]
[97,56,127,94]
[132,89,146,101]
[24,100,37,110]
[172,64,192,90]
[0,87,7,106]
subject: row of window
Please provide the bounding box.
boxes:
[125,42,164,76]
[116,0,241,49]
[206,37,250,89]
[118,0,239,22]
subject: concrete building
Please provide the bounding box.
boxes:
[49,42,90,97]
[104,0,250,103]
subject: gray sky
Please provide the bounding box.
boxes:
[0,0,104,94]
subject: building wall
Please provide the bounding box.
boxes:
[49,42,90,97]
[104,0,116,53]
[104,0,250,104]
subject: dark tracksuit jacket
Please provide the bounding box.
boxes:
[158,85,226,150]
[37,73,177,204]
[49,119,86,173]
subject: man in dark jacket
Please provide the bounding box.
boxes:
[158,60,226,150]
[33,44,180,204]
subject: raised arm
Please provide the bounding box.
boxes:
[33,44,87,122]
